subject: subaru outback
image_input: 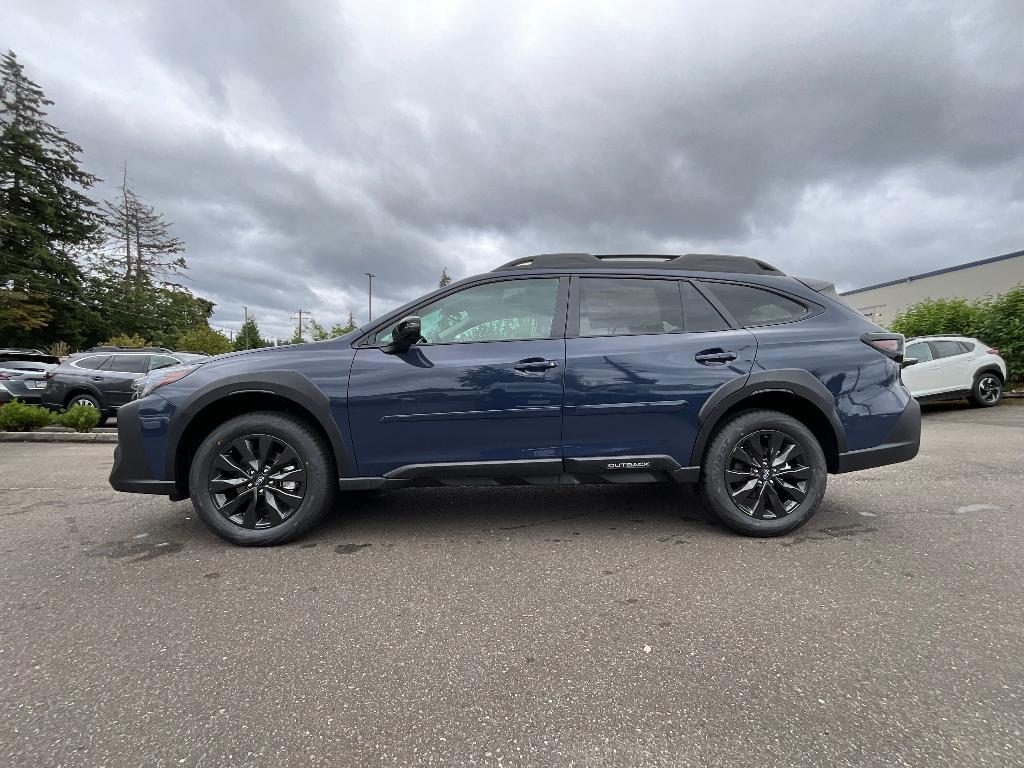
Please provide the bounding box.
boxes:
[109,253,921,544]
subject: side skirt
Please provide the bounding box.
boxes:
[338,456,701,491]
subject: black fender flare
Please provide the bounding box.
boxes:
[689,369,847,466]
[164,370,353,480]
[973,364,1004,382]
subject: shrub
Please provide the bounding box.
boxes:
[44,340,70,358]
[104,333,149,348]
[52,404,100,432]
[175,324,233,355]
[889,297,981,339]
[0,400,54,432]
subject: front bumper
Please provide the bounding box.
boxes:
[835,396,921,473]
[108,399,176,495]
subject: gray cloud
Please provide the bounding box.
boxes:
[6,0,1023,338]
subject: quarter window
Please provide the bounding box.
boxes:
[149,355,181,370]
[703,282,808,326]
[578,278,683,336]
[375,278,560,345]
[72,355,109,370]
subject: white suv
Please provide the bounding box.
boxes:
[902,336,1007,407]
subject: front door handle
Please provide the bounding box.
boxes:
[694,349,737,366]
[513,358,559,373]
[92,376,105,381]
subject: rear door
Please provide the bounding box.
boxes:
[348,276,568,476]
[928,340,974,391]
[562,277,755,468]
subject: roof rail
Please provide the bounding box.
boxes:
[492,252,785,275]
[85,345,172,353]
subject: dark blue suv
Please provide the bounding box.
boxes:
[110,253,920,544]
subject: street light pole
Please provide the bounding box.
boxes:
[365,272,375,322]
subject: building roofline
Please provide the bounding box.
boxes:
[840,249,1024,296]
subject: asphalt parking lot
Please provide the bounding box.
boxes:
[1,401,1022,767]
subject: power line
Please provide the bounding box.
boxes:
[289,309,312,340]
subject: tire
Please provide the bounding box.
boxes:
[66,392,108,427]
[969,372,1002,408]
[698,409,827,537]
[188,411,336,546]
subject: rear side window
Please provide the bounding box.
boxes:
[703,282,808,326]
[578,278,683,336]
[958,341,974,353]
[681,282,730,332]
[73,355,109,370]
[109,355,150,373]
[931,340,966,359]
[906,342,934,362]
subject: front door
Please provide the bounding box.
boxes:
[563,277,756,467]
[348,276,568,476]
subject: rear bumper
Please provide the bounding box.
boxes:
[109,399,176,495]
[835,396,921,473]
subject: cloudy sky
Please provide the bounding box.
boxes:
[6,0,1023,339]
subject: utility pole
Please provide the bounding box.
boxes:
[243,306,249,323]
[290,309,311,340]
[365,272,375,321]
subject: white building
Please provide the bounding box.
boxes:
[840,249,1024,327]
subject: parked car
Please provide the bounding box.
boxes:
[42,351,207,425]
[0,351,60,405]
[110,253,921,545]
[902,336,1007,407]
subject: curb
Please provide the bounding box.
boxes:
[0,431,118,443]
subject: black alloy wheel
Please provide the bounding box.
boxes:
[725,429,811,519]
[189,411,335,545]
[973,373,1002,407]
[209,434,307,529]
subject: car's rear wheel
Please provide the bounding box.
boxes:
[699,410,827,537]
[189,411,336,545]
[66,393,108,427]
[969,372,1002,407]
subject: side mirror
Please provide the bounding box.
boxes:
[382,315,422,354]
[901,357,918,368]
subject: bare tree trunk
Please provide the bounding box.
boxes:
[122,166,132,284]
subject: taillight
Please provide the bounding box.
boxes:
[987,348,999,356]
[44,371,56,379]
[861,332,905,362]
[0,373,10,380]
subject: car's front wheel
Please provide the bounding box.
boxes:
[189,411,336,545]
[699,409,827,537]
[969,372,1002,408]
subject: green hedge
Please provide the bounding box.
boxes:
[889,284,1024,384]
[0,400,53,431]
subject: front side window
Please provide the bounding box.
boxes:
[149,355,181,371]
[931,340,966,359]
[703,282,808,326]
[109,355,150,374]
[375,278,560,345]
[578,278,683,336]
[906,342,934,362]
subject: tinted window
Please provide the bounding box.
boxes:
[958,341,974,353]
[681,282,730,332]
[110,355,150,373]
[703,282,808,326]
[149,355,181,370]
[375,278,560,345]
[931,340,966,359]
[73,355,109,370]
[906,342,934,362]
[578,278,683,336]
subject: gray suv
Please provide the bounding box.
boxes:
[41,350,206,425]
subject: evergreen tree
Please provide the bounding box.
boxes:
[100,167,186,287]
[234,317,266,350]
[438,267,452,288]
[0,50,100,347]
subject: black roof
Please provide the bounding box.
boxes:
[492,253,785,276]
[841,249,1024,296]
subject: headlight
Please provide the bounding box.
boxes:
[136,364,200,399]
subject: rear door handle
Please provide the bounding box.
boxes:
[694,350,737,365]
[513,358,559,373]
[92,376,105,381]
